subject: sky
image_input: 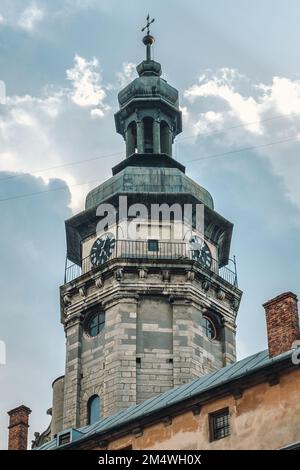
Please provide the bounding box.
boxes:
[1,0,300,449]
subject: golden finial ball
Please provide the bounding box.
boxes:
[143,34,155,46]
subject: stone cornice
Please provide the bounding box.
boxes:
[62,280,237,328]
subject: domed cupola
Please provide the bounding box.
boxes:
[114,18,182,157]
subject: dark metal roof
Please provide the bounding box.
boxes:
[37,349,293,450]
[280,440,300,450]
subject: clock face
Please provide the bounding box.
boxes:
[90,233,116,267]
[189,235,212,268]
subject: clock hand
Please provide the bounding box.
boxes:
[103,237,110,251]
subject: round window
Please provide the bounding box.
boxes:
[202,316,217,340]
[86,310,105,337]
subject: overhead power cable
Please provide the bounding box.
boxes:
[0,151,122,183]
[0,134,299,204]
[184,134,300,163]
[0,177,108,203]
[176,111,300,143]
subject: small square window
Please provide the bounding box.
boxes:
[209,408,230,441]
[58,433,71,446]
[148,239,159,252]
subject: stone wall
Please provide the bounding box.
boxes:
[137,296,173,401]
[51,376,64,438]
[60,259,240,428]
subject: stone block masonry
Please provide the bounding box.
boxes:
[57,261,240,429]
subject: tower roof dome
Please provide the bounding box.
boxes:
[117,72,180,110]
[114,24,182,148]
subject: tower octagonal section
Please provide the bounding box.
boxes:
[60,251,241,430]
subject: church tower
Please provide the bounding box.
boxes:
[51,20,242,438]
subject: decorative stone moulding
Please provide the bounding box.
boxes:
[115,268,124,281]
[202,280,210,291]
[169,294,188,304]
[162,270,170,282]
[232,297,240,311]
[138,268,148,279]
[185,270,195,282]
[63,293,72,306]
[94,274,103,289]
[216,289,226,301]
[78,286,87,297]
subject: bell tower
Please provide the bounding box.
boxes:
[51,19,242,438]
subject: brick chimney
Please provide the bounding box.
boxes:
[263,292,300,358]
[7,405,32,450]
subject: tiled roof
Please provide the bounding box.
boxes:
[37,348,293,450]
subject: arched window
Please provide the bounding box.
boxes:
[86,310,105,337]
[143,117,154,153]
[87,395,100,425]
[201,316,217,340]
[126,121,137,156]
[160,121,171,155]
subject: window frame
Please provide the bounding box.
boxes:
[87,394,100,425]
[85,308,105,338]
[209,407,230,442]
[202,315,217,341]
[148,239,159,252]
[58,433,70,446]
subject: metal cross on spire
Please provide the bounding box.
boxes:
[141,14,155,35]
[141,14,155,61]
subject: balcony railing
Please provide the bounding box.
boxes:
[64,239,238,287]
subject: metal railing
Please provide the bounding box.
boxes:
[64,239,238,287]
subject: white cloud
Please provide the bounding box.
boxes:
[66,54,109,117]
[0,55,122,212]
[90,108,104,119]
[194,111,224,135]
[0,91,91,212]
[185,68,262,134]
[1,93,69,175]
[0,80,6,104]
[183,69,300,211]
[0,14,6,25]
[18,3,45,32]
[116,62,136,88]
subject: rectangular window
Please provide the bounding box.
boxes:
[209,408,230,441]
[148,239,159,252]
[58,433,71,446]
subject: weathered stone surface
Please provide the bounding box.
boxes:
[57,261,240,428]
